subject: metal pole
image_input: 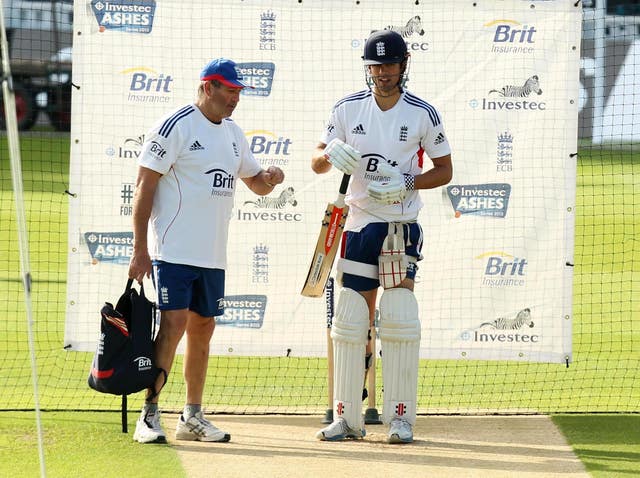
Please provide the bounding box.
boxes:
[0,2,47,476]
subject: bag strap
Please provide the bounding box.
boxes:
[126,278,149,302]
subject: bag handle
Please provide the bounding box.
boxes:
[125,278,148,301]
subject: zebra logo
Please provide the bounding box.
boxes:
[384,16,425,38]
[243,186,297,209]
[480,308,533,330]
[489,75,542,97]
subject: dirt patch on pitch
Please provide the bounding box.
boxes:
[164,415,589,478]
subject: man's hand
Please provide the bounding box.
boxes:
[128,250,153,284]
[324,138,360,175]
[367,162,412,205]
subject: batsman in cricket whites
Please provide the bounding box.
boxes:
[310,30,453,443]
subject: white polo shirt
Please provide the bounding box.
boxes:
[139,104,262,269]
[320,89,451,232]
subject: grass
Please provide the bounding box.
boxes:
[552,414,640,477]
[0,412,185,478]
[1,135,639,476]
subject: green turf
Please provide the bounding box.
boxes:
[0,411,185,478]
[552,414,640,478]
[0,135,638,414]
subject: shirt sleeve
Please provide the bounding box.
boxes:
[138,117,182,175]
[421,109,452,159]
[319,104,346,145]
[236,127,262,179]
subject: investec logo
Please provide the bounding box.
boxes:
[105,134,144,160]
[476,251,527,288]
[352,16,429,54]
[91,0,156,34]
[246,130,292,167]
[486,19,536,54]
[469,75,546,112]
[122,67,173,103]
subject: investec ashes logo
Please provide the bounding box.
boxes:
[84,232,133,265]
[217,295,267,329]
[447,183,511,218]
[236,62,275,97]
[205,168,234,197]
[91,0,156,34]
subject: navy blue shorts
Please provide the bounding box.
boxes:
[152,261,225,318]
[341,222,423,292]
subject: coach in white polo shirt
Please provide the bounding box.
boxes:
[128,57,284,444]
[312,30,452,444]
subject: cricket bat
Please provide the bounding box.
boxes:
[301,174,351,297]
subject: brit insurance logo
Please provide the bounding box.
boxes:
[485,19,537,55]
[105,134,144,160]
[121,67,173,103]
[352,16,429,54]
[468,75,546,112]
[205,168,234,198]
[217,295,267,328]
[236,62,275,97]
[84,232,133,265]
[91,0,156,34]
[447,183,511,218]
[476,251,528,288]
[246,130,292,167]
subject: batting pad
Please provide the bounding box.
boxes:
[331,287,369,429]
[379,288,421,426]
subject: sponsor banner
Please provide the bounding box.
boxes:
[66,0,577,363]
[91,0,156,34]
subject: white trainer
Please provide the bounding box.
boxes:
[175,411,231,442]
[388,417,413,444]
[133,408,167,444]
[315,417,366,441]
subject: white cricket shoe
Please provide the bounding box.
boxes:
[175,411,231,442]
[388,417,413,444]
[133,408,167,444]
[315,417,366,441]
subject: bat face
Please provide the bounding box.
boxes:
[301,202,349,297]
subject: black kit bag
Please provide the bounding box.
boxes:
[88,279,166,432]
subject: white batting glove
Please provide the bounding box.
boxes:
[324,138,360,175]
[366,162,414,205]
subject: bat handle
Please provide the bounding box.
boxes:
[338,174,351,195]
